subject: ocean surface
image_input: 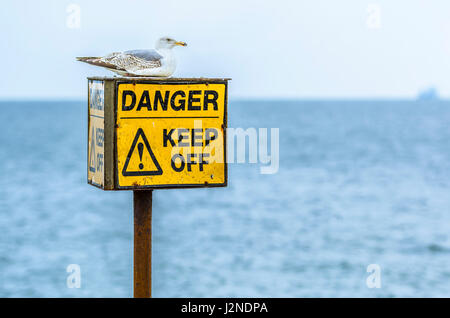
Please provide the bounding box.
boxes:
[1,100,450,297]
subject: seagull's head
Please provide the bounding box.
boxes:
[156,37,187,50]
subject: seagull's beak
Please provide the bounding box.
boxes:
[175,41,187,47]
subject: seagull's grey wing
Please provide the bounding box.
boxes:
[98,50,162,72]
[124,49,163,64]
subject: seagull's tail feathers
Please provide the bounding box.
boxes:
[76,56,123,71]
[76,56,100,63]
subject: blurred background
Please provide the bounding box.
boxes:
[1,0,450,297]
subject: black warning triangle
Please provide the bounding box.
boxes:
[122,128,163,176]
[89,126,96,173]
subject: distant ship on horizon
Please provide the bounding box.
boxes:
[417,87,440,101]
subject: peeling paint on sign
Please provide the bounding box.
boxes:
[87,80,105,187]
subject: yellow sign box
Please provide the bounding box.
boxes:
[87,78,229,190]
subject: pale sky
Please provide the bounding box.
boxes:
[1,0,450,99]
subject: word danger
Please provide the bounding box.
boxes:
[163,128,219,173]
[122,89,219,111]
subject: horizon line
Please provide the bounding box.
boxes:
[0,97,448,103]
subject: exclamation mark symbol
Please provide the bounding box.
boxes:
[138,142,144,169]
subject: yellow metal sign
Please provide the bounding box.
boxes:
[116,82,227,189]
[88,80,105,187]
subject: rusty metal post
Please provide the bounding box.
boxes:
[133,190,152,298]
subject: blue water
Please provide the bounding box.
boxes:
[1,100,450,297]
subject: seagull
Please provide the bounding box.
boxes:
[76,37,187,77]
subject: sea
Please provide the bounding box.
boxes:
[0,100,450,297]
